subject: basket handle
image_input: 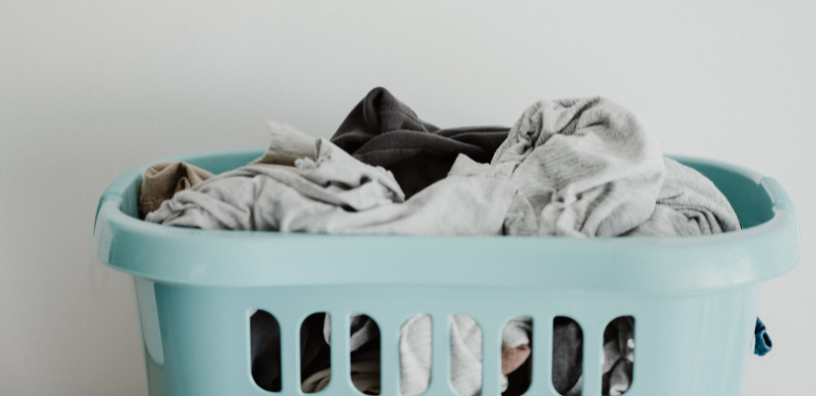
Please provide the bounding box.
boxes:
[760,176,800,246]
[94,169,141,234]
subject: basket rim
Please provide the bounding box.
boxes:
[92,148,801,292]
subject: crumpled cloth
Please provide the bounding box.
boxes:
[146,139,519,237]
[491,97,665,237]
[138,161,214,217]
[325,92,739,239]
[331,87,510,199]
[147,95,737,240]
[625,157,741,236]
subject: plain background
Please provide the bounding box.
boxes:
[1,1,814,395]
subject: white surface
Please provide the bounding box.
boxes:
[1,1,814,395]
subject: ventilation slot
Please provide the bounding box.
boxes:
[349,314,381,395]
[502,316,532,396]
[399,314,432,396]
[301,312,331,393]
[450,314,482,396]
[552,316,582,395]
[250,309,282,392]
[602,316,634,395]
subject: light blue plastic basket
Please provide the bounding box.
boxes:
[93,148,800,396]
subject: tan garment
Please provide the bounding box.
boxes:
[501,342,531,375]
[139,161,214,217]
[250,163,300,175]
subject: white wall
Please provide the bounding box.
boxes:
[1,1,814,395]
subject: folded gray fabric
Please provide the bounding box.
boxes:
[492,97,665,237]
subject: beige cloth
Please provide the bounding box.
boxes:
[139,161,214,217]
[502,343,531,375]
[251,163,300,175]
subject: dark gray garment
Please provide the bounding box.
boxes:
[250,310,282,392]
[330,87,510,198]
[300,313,332,385]
[553,317,583,395]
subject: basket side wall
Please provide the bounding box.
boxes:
[133,279,760,396]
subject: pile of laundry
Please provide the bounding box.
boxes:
[143,88,740,237]
[138,87,762,396]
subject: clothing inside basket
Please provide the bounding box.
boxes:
[139,87,771,396]
[143,88,741,238]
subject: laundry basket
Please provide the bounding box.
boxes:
[93,148,800,396]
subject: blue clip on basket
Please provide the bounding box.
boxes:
[93,148,800,396]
